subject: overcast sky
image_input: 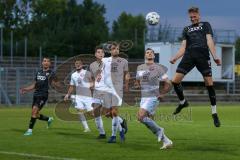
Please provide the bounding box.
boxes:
[77,0,240,35]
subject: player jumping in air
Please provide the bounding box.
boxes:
[170,7,221,127]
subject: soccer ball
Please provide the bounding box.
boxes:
[146,12,160,25]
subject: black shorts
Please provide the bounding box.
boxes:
[176,48,212,77]
[32,96,48,110]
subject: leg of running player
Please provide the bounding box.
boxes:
[203,76,221,127]
[93,103,106,138]
[172,73,189,114]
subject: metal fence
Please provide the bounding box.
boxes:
[1,62,240,106]
[0,67,38,105]
[146,27,238,44]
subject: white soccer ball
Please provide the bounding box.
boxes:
[146,12,160,25]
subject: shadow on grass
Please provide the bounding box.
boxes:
[10,128,25,133]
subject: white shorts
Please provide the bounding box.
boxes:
[92,90,111,108]
[92,85,123,108]
[140,97,159,115]
[71,95,93,111]
[107,87,123,108]
[109,91,123,107]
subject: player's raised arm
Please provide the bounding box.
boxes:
[170,40,186,64]
[20,81,36,94]
[206,34,221,66]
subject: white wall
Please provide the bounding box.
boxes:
[145,42,234,82]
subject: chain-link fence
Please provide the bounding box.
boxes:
[0,67,38,105]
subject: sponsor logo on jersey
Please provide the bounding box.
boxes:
[37,75,46,81]
[187,26,203,33]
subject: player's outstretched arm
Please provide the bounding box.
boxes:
[64,85,74,101]
[19,82,36,94]
[170,40,186,64]
[206,34,221,66]
[158,79,172,101]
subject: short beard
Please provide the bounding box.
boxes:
[43,66,49,70]
[147,58,154,61]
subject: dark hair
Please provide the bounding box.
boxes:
[74,58,82,63]
[95,45,103,53]
[42,57,51,61]
[109,41,119,49]
[188,6,199,13]
[145,48,154,53]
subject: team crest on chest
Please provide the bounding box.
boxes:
[149,66,155,71]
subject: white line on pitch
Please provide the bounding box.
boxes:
[0,151,83,160]
[174,122,240,128]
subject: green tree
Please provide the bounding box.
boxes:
[1,0,109,57]
[111,12,146,58]
[28,0,109,57]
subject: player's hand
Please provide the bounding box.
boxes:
[89,82,94,90]
[214,58,221,66]
[96,73,102,82]
[64,94,69,101]
[157,94,165,102]
[19,88,27,95]
[170,57,177,64]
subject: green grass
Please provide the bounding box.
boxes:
[0,104,240,160]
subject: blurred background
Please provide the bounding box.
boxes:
[0,0,240,106]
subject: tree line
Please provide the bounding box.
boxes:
[0,0,146,58]
[0,0,239,61]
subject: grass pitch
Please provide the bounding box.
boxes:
[0,104,240,160]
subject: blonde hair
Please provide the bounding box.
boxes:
[188,6,199,13]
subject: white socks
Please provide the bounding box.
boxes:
[81,120,89,129]
[211,105,217,114]
[180,99,185,105]
[112,117,118,136]
[79,113,89,129]
[117,116,123,132]
[95,116,105,135]
[118,116,123,123]
[27,129,32,132]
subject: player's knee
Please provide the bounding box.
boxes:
[111,108,118,117]
[103,109,112,118]
[204,81,213,86]
[31,108,39,117]
[137,112,145,122]
[93,107,101,117]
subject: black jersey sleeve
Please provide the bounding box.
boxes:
[204,22,213,36]
[181,27,188,40]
